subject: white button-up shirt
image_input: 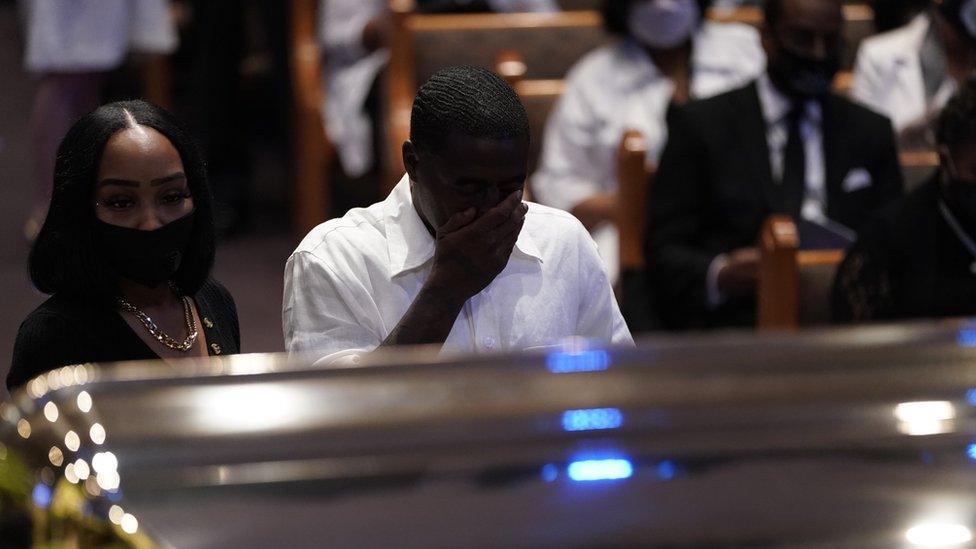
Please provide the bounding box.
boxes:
[283,175,634,362]
[530,22,766,282]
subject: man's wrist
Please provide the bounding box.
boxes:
[421,269,471,311]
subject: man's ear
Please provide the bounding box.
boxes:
[402,140,419,183]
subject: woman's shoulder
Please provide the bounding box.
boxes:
[196,278,237,311]
[10,295,95,391]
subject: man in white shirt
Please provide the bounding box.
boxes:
[646,0,903,329]
[284,66,633,361]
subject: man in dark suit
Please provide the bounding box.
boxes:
[645,0,904,329]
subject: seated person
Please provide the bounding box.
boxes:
[320,0,558,190]
[531,0,765,283]
[645,0,904,330]
[283,66,633,361]
[9,100,240,391]
[834,80,976,321]
[852,0,976,149]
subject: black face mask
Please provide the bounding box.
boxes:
[95,212,195,288]
[768,47,840,99]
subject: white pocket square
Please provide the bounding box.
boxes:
[842,168,872,193]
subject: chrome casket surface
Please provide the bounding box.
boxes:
[4,323,976,547]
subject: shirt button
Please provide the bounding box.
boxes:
[483,336,495,349]
[210,343,222,355]
[203,317,214,329]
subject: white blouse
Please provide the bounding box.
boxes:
[22,0,177,73]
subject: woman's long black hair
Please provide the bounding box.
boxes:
[29,100,215,300]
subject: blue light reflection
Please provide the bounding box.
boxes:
[541,463,559,482]
[546,349,611,373]
[561,408,624,431]
[967,444,976,461]
[32,483,52,509]
[567,458,633,481]
[656,460,677,480]
[958,327,976,347]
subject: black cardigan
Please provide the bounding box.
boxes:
[8,279,240,391]
[832,176,976,321]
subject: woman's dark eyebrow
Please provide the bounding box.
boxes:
[97,178,138,188]
[96,173,186,188]
[151,172,187,186]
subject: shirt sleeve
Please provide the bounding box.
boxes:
[574,226,635,346]
[282,250,382,360]
[531,74,613,212]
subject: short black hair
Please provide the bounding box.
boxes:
[936,79,976,150]
[601,0,714,36]
[764,0,841,29]
[29,100,215,300]
[410,66,529,154]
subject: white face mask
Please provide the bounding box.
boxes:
[626,0,700,49]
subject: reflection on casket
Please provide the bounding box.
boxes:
[4,323,976,547]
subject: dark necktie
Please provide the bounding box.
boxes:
[780,105,806,219]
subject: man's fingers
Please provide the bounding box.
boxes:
[470,190,523,232]
[437,207,476,236]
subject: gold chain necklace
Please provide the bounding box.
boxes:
[116,286,198,352]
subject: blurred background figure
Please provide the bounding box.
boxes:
[852,0,976,150]
[21,0,178,240]
[834,79,976,321]
[530,0,765,284]
[181,0,290,236]
[646,0,903,330]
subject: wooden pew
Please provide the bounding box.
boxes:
[616,130,654,276]
[289,0,332,237]
[757,216,845,329]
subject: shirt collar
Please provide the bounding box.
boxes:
[756,73,822,126]
[383,175,543,279]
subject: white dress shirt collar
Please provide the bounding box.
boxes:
[383,175,544,278]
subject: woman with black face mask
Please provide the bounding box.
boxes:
[833,80,976,321]
[8,100,240,391]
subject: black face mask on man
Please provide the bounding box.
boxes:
[95,212,195,288]
[768,47,840,99]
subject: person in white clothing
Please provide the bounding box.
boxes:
[21,0,177,239]
[852,0,976,149]
[318,0,559,199]
[531,0,765,283]
[284,67,633,363]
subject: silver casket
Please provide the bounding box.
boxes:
[3,323,976,547]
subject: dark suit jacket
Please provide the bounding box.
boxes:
[645,80,904,330]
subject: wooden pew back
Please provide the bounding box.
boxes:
[289,0,331,236]
[758,216,845,329]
